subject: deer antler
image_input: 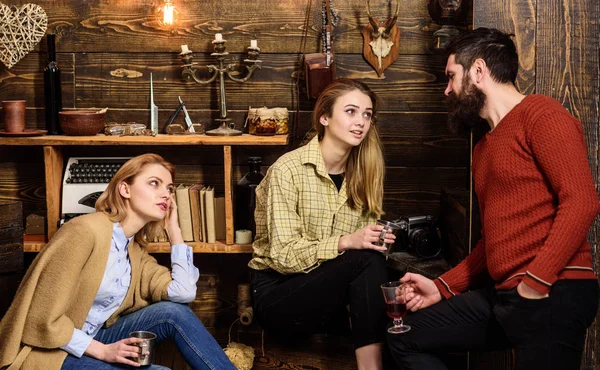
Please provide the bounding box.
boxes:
[382,0,399,39]
[366,0,381,38]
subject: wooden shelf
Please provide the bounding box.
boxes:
[24,239,253,253]
[146,241,253,253]
[7,134,286,251]
[0,134,288,146]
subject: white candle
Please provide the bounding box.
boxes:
[180,44,191,54]
[215,33,223,42]
[235,229,253,244]
[250,39,258,49]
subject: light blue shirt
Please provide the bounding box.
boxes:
[61,222,200,357]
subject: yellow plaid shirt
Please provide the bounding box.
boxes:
[248,136,376,274]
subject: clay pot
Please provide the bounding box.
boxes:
[59,110,106,136]
[2,100,26,132]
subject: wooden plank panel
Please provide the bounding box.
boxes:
[32,0,437,55]
[536,0,599,174]
[0,52,75,109]
[536,0,600,369]
[379,113,468,167]
[223,146,234,244]
[383,166,467,219]
[0,202,24,273]
[473,0,536,94]
[0,150,46,219]
[44,146,63,240]
[73,53,447,112]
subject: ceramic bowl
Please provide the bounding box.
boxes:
[59,110,106,136]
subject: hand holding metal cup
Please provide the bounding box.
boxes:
[376,219,402,255]
[129,331,157,366]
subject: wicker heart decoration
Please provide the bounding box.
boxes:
[0,3,48,69]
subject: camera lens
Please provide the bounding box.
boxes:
[409,228,441,258]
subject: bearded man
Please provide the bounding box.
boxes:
[387,27,600,370]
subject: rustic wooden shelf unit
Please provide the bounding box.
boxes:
[1,134,288,253]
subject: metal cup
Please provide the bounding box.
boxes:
[129,331,156,366]
[376,219,402,255]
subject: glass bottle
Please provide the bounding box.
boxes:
[235,157,264,238]
[44,34,62,135]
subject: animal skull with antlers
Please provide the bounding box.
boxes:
[361,0,401,77]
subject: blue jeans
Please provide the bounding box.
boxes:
[61,301,236,370]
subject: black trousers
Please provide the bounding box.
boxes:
[388,279,599,370]
[251,250,389,349]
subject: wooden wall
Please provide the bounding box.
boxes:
[0,0,468,222]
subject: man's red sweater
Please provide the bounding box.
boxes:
[435,95,599,297]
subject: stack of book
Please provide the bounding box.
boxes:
[173,184,227,243]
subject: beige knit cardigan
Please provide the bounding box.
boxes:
[0,212,173,370]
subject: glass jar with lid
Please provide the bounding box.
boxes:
[273,107,289,134]
[255,108,277,136]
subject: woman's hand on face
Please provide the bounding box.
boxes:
[165,198,184,245]
[338,224,394,253]
[88,337,144,367]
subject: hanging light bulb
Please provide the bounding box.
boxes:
[158,0,177,26]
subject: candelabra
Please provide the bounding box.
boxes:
[180,34,262,136]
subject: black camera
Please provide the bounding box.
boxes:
[392,215,441,258]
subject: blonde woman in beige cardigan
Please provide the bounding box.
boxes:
[0,154,235,370]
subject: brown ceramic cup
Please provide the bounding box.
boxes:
[2,100,26,132]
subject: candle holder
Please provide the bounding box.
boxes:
[428,0,469,51]
[180,37,262,136]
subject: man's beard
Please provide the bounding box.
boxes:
[447,76,488,135]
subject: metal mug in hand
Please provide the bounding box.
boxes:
[129,331,157,366]
[376,219,402,255]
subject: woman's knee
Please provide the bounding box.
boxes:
[343,250,387,278]
[150,301,196,323]
[148,365,171,370]
[344,249,385,265]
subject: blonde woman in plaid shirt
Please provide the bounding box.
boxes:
[249,79,395,370]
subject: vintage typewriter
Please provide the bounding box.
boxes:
[61,157,130,221]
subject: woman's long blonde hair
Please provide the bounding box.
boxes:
[95,153,175,246]
[312,78,385,217]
